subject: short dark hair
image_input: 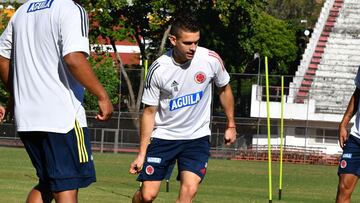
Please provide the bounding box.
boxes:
[169,14,200,37]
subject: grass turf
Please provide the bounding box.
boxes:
[0,146,359,203]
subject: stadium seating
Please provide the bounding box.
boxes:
[290,0,360,115]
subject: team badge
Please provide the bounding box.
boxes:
[194,71,206,84]
[340,160,347,169]
[145,165,155,175]
[200,168,206,175]
[200,162,208,175]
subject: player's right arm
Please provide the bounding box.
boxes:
[339,87,360,148]
[130,60,161,174]
[129,105,157,174]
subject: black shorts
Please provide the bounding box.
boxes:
[19,121,96,192]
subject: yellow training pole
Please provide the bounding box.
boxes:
[144,59,148,81]
[279,76,284,200]
[265,56,272,203]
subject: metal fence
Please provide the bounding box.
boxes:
[0,72,346,164]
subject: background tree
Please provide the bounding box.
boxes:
[266,0,324,25]
[0,0,325,119]
[266,0,325,75]
[80,0,324,119]
[250,12,297,75]
[82,0,147,128]
[85,53,120,111]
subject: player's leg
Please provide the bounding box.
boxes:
[132,181,162,203]
[20,133,54,203]
[336,174,358,203]
[46,124,96,202]
[52,190,78,203]
[25,185,53,203]
[176,136,210,203]
[176,171,201,203]
[337,135,360,203]
[26,188,78,203]
[133,138,179,202]
[20,122,96,203]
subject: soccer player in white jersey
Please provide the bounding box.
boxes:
[129,14,237,203]
[0,0,113,202]
[337,68,360,203]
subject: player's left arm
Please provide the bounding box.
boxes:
[0,19,14,122]
[210,49,236,145]
[0,56,10,122]
[0,17,13,93]
[219,84,237,145]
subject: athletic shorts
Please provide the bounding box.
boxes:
[137,136,210,182]
[19,122,96,192]
[338,135,360,176]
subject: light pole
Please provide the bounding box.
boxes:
[254,53,261,87]
[254,53,261,159]
[301,19,310,43]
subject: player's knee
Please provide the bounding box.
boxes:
[338,182,354,196]
[181,184,198,198]
[137,190,158,203]
[141,193,157,202]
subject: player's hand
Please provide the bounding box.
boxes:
[339,125,348,149]
[224,127,237,145]
[4,96,14,122]
[129,155,145,174]
[0,105,5,122]
[96,97,113,121]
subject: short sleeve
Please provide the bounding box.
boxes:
[209,51,230,87]
[142,61,161,106]
[60,3,89,57]
[0,19,13,59]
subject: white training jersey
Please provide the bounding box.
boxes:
[0,0,89,133]
[350,68,360,139]
[142,46,230,140]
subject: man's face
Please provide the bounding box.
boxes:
[169,30,200,64]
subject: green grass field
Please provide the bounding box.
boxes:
[0,147,359,203]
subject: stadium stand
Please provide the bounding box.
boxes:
[289,0,340,103]
[291,0,360,115]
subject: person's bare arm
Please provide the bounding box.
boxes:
[64,52,113,120]
[218,84,237,145]
[129,105,157,174]
[0,55,11,91]
[339,88,360,148]
[0,55,14,121]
